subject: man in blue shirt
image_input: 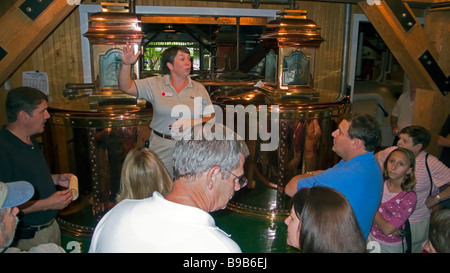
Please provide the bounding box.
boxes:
[285,114,383,238]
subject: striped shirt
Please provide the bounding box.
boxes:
[376,147,450,223]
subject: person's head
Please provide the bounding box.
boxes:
[383,148,416,192]
[285,186,366,253]
[331,113,381,160]
[116,147,173,202]
[398,125,431,156]
[0,181,34,248]
[427,209,450,253]
[172,123,249,212]
[160,45,191,75]
[6,87,50,134]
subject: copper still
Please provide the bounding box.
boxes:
[45,4,151,236]
[45,8,350,236]
[211,10,350,219]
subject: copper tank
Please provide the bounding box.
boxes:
[211,10,350,219]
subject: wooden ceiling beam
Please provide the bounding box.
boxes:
[358,0,449,94]
[0,0,80,86]
[141,16,269,26]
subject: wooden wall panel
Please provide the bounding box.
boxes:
[0,8,83,126]
[297,1,345,97]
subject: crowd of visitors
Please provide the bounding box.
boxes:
[1,45,448,253]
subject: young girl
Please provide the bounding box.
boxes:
[369,148,417,253]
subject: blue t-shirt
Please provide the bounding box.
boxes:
[297,152,383,238]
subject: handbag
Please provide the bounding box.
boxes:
[425,153,433,196]
[403,219,412,253]
[398,190,412,253]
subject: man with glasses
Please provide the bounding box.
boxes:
[89,123,249,253]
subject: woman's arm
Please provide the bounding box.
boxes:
[118,43,140,96]
[437,135,450,148]
[373,212,398,235]
[374,192,417,236]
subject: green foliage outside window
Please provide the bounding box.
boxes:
[142,42,208,71]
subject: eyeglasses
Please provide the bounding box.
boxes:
[223,169,248,188]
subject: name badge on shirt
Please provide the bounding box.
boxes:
[162,92,173,97]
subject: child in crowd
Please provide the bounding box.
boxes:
[368,148,417,253]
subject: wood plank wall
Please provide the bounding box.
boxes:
[0,0,346,126]
[0,8,83,125]
[297,1,345,98]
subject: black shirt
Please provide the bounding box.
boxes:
[0,125,57,226]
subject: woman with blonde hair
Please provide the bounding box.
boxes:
[116,147,173,202]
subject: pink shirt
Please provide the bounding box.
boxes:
[370,183,417,245]
[376,148,450,223]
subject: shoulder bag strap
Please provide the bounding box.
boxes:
[397,190,412,253]
[425,153,433,196]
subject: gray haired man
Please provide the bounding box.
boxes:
[89,123,249,253]
[0,181,65,253]
[0,181,34,252]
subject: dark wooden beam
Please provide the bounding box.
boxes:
[0,0,80,86]
[358,0,448,93]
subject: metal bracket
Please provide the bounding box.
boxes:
[385,0,416,32]
[19,0,54,21]
[252,0,260,9]
[0,47,7,62]
[419,50,450,96]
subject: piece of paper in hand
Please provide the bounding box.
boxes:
[69,176,79,201]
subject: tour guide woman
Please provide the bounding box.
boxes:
[118,44,215,178]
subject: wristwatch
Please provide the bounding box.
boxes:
[436,194,441,201]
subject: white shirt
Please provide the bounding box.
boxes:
[135,75,214,135]
[392,91,414,130]
[89,192,241,253]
